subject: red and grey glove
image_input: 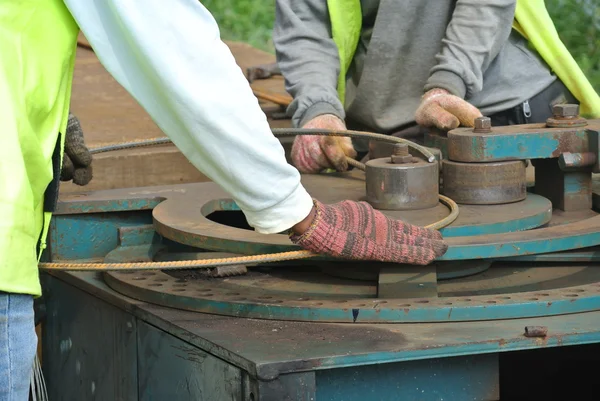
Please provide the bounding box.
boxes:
[415,88,482,130]
[291,114,357,173]
[290,200,447,265]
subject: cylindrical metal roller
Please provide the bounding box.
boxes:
[365,157,439,210]
[441,160,526,205]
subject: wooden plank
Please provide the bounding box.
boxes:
[61,34,292,193]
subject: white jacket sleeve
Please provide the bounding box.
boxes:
[62,0,313,234]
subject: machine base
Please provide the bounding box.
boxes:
[42,272,600,401]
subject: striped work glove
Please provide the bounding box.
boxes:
[61,113,93,186]
[290,200,447,265]
[415,88,482,130]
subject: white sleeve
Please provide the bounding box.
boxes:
[62,0,313,234]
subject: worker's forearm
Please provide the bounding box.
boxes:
[425,0,517,98]
[63,0,313,234]
[273,0,345,127]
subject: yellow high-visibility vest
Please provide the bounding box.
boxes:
[0,0,79,295]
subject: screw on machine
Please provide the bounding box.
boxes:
[390,143,414,164]
[546,103,587,128]
[473,116,492,134]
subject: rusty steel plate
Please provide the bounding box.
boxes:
[151,172,553,257]
[104,262,600,323]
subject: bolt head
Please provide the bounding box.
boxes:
[560,152,576,168]
[552,104,579,118]
[474,117,491,132]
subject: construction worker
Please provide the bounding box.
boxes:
[0,1,448,398]
[274,0,600,173]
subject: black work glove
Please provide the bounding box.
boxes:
[61,113,93,186]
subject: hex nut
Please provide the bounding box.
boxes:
[552,104,579,118]
[391,155,414,164]
[473,117,492,133]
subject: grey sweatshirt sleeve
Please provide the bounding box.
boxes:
[273,0,345,127]
[424,0,517,98]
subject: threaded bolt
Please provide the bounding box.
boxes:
[392,143,409,157]
[390,144,413,164]
[552,104,579,118]
[473,117,492,133]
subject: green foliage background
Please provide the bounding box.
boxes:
[202,0,599,93]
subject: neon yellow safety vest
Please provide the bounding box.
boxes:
[328,0,600,118]
[0,1,79,296]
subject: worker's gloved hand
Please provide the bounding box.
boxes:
[415,88,482,130]
[290,200,447,265]
[61,113,93,186]
[291,114,357,173]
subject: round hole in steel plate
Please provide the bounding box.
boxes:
[172,289,186,292]
[148,283,162,287]
[297,298,310,301]
[271,300,284,304]
[203,294,214,297]
[528,298,539,301]
[233,297,248,302]
[415,300,429,304]
[172,283,186,287]
[572,289,585,293]
[154,278,168,282]
[486,301,496,304]
[132,277,146,281]
[258,296,273,300]
[141,272,155,276]
[226,292,241,296]
[564,294,579,298]
[462,298,472,302]
[535,293,550,297]
[314,303,324,306]
[334,300,347,304]
[356,304,367,307]
[198,289,212,293]
[398,304,412,308]
[497,296,511,300]
[443,302,453,306]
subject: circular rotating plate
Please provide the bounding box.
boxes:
[152,172,552,257]
[105,262,600,323]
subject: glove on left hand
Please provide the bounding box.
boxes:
[61,113,93,186]
[415,88,482,130]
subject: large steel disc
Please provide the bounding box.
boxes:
[105,259,600,323]
[152,172,554,257]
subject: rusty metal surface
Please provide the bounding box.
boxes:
[533,158,592,212]
[524,326,548,338]
[365,157,439,210]
[546,104,587,128]
[56,173,558,258]
[559,152,597,170]
[447,122,595,162]
[46,270,600,381]
[103,260,600,322]
[321,260,492,282]
[441,160,526,205]
[377,265,437,299]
